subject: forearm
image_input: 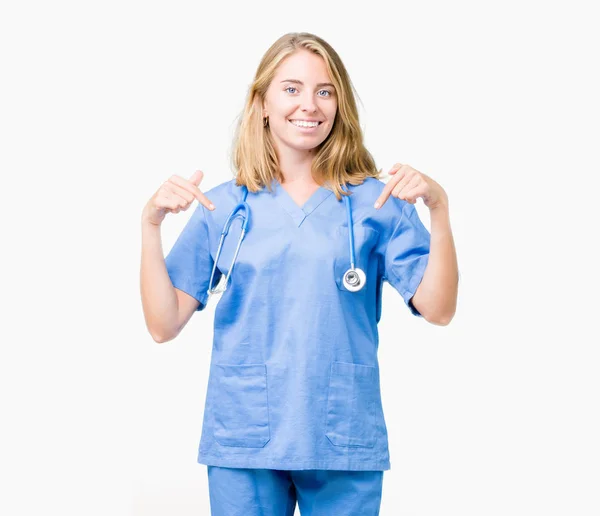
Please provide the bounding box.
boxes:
[417,202,459,324]
[140,219,180,342]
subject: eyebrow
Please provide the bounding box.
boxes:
[280,79,335,89]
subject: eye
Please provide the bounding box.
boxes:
[284,87,333,97]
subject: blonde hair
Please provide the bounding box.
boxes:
[229,32,384,201]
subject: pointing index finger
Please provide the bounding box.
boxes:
[374,166,406,209]
[169,174,215,210]
[194,187,215,210]
[374,178,396,209]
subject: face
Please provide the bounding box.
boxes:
[262,49,338,155]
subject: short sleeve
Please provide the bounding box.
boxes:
[384,202,431,317]
[164,203,220,312]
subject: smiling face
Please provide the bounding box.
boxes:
[262,49,338,156]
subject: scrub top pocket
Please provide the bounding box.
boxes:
[325,361,380,448]
[212,364,271,448]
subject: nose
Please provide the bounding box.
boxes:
[299,91,318,113]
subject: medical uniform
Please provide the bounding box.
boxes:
[207,466,383,516]
[165,176,430,473]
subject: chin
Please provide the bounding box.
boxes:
[291,142,324,152]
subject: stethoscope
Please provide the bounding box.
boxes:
[207,184,366,296]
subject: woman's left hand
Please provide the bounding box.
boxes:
[374,163,448,211]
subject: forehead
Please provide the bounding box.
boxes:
[274,50,332,82]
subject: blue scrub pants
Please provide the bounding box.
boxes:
[207,466,384,515]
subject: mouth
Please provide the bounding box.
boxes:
[288,119,323,131]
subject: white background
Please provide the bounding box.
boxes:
[1,0,598,514]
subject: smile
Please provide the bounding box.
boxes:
[289,120,322,130]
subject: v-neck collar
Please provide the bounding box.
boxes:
[270,179,333,228]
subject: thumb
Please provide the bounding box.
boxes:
[189,169,204,186]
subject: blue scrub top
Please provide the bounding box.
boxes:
[165,177,430,471]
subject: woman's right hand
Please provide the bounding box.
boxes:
[142,170,215,226]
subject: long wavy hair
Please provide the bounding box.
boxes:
[229,32,384,201]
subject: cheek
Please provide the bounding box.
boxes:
[325,104,338,121]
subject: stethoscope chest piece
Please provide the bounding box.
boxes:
[343,267,366,292]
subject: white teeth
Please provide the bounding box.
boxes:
[290,120,320,128]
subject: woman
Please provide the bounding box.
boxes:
[141,32,458,516]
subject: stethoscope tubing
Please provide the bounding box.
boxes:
[344,187,356,270]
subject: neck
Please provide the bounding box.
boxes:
[276,146,321,185]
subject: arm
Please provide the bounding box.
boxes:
[140,220,199,343]
[410,201,458,325]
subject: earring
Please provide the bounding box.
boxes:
[263,115,269,127]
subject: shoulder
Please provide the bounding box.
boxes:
[347,176,385,194]
[348,177,412,228]
[202,177,240,202]
[349,177,403,207]
[201,177,247,228]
